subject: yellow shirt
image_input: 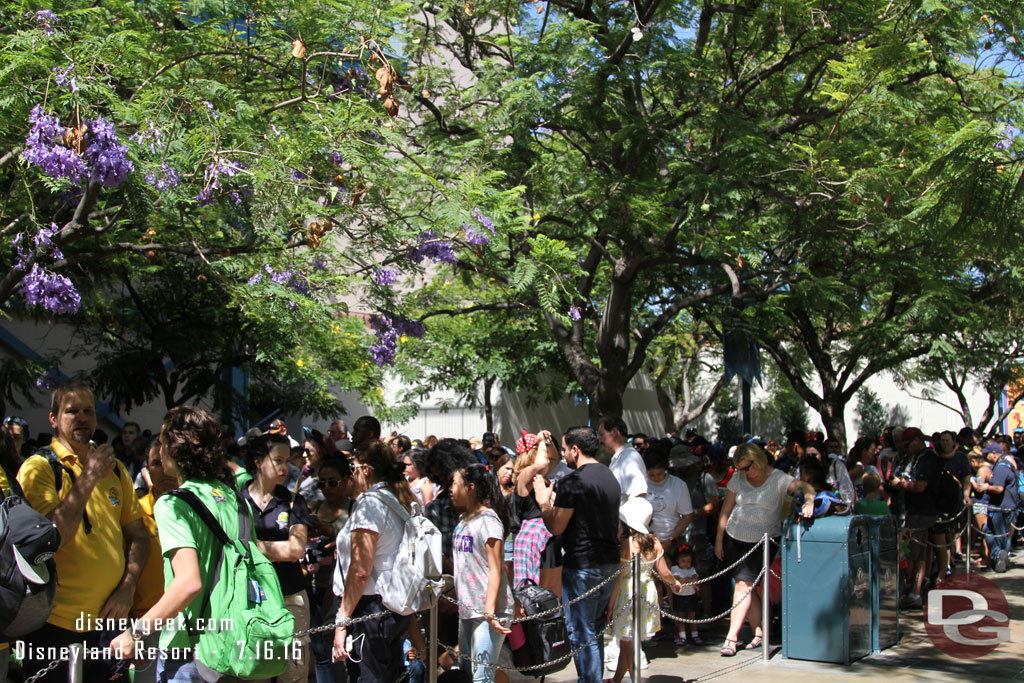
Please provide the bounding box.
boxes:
[132,491,165,617]
[17,438,144,631]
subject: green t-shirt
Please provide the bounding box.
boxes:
[153,480,247,650]
[854,498,891,516]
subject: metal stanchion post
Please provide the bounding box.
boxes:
[67,642,83,683]
[762,534,770,662]
[966,519,971,577]
[632,552,643,683]
[429,597,439,683]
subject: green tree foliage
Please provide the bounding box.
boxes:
[392,277,570,431]
[394,0,1024,424]
[855,387,887,441]
[0,0,517,414]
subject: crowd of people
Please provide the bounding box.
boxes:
[0,384,1021,683]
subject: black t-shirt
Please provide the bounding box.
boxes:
[555,462,621,569]
[942,450,971,481]
[241,484,311,595]
[902,448,939,517]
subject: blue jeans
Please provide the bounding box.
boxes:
[985,508,1017,561]
[562,564,618,683]
[459,616,508,683]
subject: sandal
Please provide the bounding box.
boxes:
[720,639,738,657]
[745,636,763,650]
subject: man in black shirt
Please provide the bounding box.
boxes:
[535,426,620,683]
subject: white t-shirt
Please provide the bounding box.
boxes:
[671,566,698,596]
[333,483,405,597]
[453,508,513,619]
[646,474,693,542]
[725,468,795,543]
[609,445,648,503]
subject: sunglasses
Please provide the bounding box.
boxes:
[736,463,754,473]
[317,479,343,489]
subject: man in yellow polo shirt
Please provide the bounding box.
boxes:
[16,381,150,683]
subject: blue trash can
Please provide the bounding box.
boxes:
[782,516,873,664]
[864,514,899,652]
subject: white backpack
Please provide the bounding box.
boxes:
[365,489,444,615]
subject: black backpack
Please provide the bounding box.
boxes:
[0,474,60,639]
[512,579,571,678]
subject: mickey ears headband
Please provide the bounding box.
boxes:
[515,430,538,454]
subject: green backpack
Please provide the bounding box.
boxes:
[166,489,295,680]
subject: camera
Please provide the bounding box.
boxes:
[303,536,334,569]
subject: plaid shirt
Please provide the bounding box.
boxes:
[426,488,458,560]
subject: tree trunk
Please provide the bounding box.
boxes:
[820,398,848,452]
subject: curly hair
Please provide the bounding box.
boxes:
[161,406,234,487]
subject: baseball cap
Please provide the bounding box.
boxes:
[981,442,1003,455]
[898,427,925,444]
[5,502,59,585]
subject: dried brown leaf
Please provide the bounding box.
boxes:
[292,39,306,59]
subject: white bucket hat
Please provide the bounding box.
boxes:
[619,496,653,535]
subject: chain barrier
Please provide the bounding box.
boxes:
[441,560,630,623]
[653,563,767,626]
[438,593,636,673]
[20,656,66,683]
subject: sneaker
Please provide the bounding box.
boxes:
[995,549,1009,573]
[689,634,705,645]
[900,593,922,610]
[674,634,688,646]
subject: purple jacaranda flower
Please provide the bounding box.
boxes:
[22,105,88,182]
[270,269,293,285]
[84,116,134,187]
[271,123,282,137]
[464,227,490,246]
[27,9,58,35]
[52,63,77,91]
[290,169,306,181]
[472,208,495,234]
[248,272,263,285]
[20,264,80,315]
[329,151,344,165]
[569,306,581,321]
[36,370,59,390]
[130,121,164,155]
[406,230,457,264]
[372,266,398,285]
[144,162,180,191]
[202,101,219,119]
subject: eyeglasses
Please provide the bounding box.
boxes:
[304,448,315,457]
[736,463,754,473]
[317,479,343,489]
